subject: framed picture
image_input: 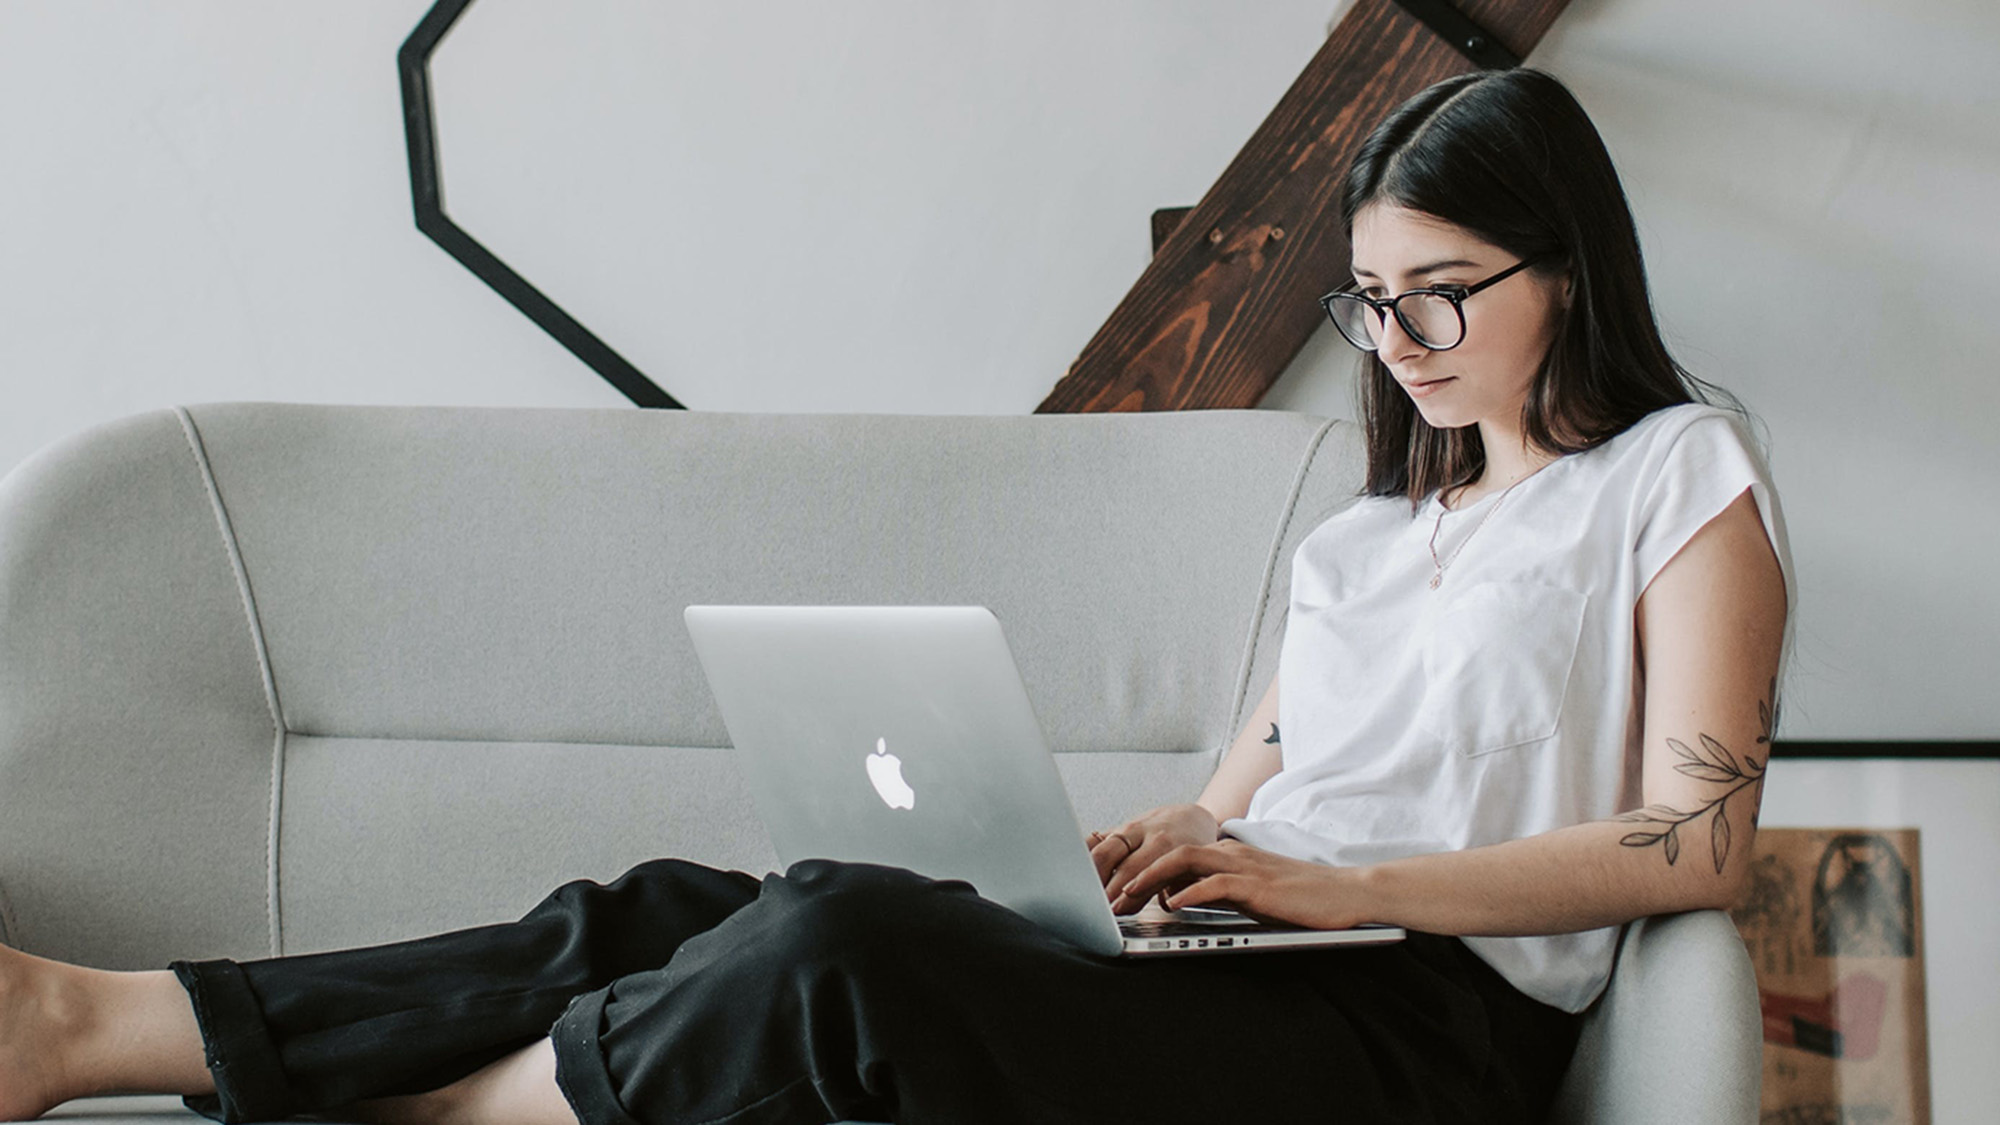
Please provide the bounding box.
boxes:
[1759,745,2000,1124]
[1733,826,1929,1122]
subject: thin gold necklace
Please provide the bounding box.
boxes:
[1426,470,1536,590]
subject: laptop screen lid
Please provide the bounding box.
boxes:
[683,604,1127,956]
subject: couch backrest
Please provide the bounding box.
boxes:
[0,404,1364,968]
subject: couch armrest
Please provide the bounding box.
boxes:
[1548,910,1760,1125]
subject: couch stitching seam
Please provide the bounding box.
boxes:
[176,407,289,958]
[0,876,18,949]
[1223,418,1339,751]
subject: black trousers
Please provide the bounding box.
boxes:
[171,858,1580,1125]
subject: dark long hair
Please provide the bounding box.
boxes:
[1342,68,1742,508]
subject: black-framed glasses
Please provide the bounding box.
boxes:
[1319,255,1544,352]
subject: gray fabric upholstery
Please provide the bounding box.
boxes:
[42,1095,198,1121]
[186,404,1336,755]
[1549,911,1763,1124]
[0,404,1756,1123]
[0,410,282,970]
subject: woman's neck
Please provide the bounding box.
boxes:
[1444,424,1559,510]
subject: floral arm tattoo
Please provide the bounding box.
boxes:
[1613,678,1775,875]
[1264,723,1281,745]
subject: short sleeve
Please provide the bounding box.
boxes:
[1631,408,1795,609]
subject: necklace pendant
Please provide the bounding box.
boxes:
[1428,572,1442,590]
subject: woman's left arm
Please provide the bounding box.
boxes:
[1116,487,1789,934]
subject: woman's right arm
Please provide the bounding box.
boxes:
[1090,677,1284,898]
[1196,675,1283,822]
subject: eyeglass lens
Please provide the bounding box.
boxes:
[1328,292,1465,351]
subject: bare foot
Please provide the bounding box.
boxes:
[0,944,212,1121]
[0,942,86,1120]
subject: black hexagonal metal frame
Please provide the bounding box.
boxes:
[398,0,683,409]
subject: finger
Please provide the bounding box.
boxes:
[1162,872,1248,913]
[1114,844,1233,911]
[1113,870,1200,916]
[1111,871,1190,915]
[1103,833,1177,905]
[1091,828,1142,887]
[1096,826,1153,895]
[1103,853,1144,903]
[1105,853,1167,913]
[1089,836,1128,885]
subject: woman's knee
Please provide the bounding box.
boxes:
[777,859,965,934]
[734,860,989,975]
[536,859,758,922]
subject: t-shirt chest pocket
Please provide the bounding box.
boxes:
[1419,581,1589,756]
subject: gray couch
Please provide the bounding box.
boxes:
[0,404,1760,1123]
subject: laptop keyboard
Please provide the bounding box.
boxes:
[1122,918,1237,938]
[1118,915,1299,938]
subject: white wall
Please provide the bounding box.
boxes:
[8,0,1996,745]
[3,0,1995,1115]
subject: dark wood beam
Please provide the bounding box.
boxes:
[1150,207,1194,255]
[1038,0,1571,413]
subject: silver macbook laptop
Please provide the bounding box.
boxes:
[683,604,1403,957]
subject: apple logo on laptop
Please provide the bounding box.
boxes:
[866,737,915,810]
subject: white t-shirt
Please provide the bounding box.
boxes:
[1222,402,1798,1013]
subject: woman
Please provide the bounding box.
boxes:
[0,67,1791,1125]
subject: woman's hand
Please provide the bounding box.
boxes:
[1111,838,1371,930]
[1087,804,1219,905]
